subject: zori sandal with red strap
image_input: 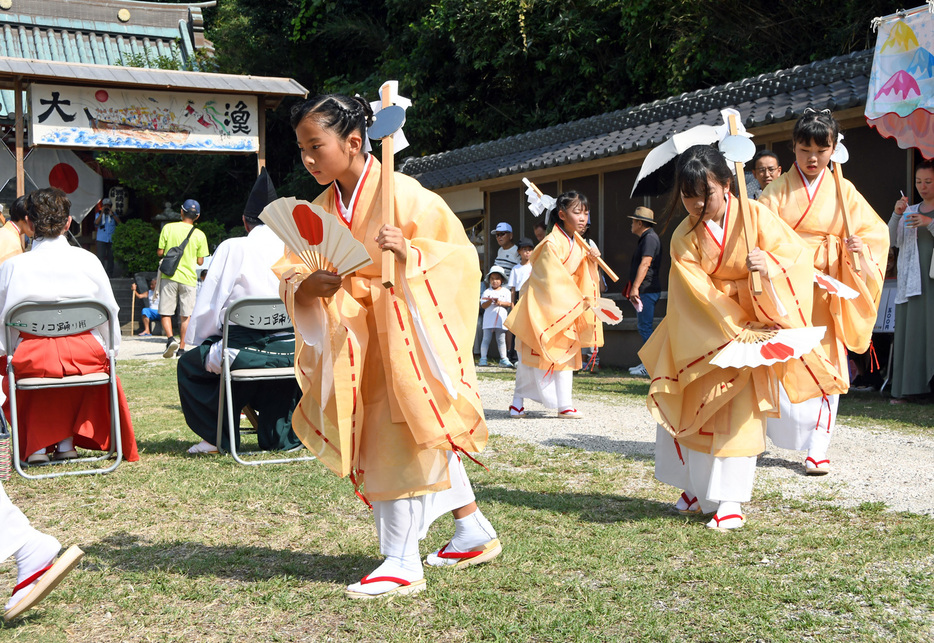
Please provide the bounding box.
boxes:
[706,514,746,532]
[676,492,701,515]
[804,456,830,476]
[424,538,502,570]
[344,575,427,600]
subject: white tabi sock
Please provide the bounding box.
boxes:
[448,509,497,552]
[675,490,699,512]
[6,532,61,611]
[706,501,744,530]
[56,437,74,453]
[346,554,424,596]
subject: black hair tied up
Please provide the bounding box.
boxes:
[793,107,839,148]
[290,94,375,140]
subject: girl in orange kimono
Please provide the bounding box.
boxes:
[759,110,888,475]
[505,191,603,419]
[640,144,843,530]
[278,95,499,599]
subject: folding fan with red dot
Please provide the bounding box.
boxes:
[709,326,826,369]
[592,298,624,325]
[259,197,372,276]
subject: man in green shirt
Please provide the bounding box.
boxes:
[157,199,208,358]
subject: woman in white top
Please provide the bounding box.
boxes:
[0,188,138,464]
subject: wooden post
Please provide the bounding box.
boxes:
[380,85,396,289]
[727,114,763,295]
[833,163,861,273]
[14,76,24,197]
[256,95,266,173]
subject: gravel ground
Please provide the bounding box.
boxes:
[117,335,934,516]
[476,374,934,517]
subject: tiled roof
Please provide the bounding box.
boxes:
[0,0,215,118]
[401,50,873,189]
[0,56,307,100]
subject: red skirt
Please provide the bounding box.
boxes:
[2,332,139,461]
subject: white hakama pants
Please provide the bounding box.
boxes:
[0,482,34,562]
[373,451,476,557]
[766,385,838,459]
[654,425,757,515]
[513,360,573,410]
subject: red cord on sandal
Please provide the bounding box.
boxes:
[710,514,744,527]
[360,575,414,586]
[11,564,51,595]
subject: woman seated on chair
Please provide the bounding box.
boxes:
[0,188,139,464]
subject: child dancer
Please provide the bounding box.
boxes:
[505,191,603,419]
[641,144,842,530]
[479,266,513,367]
[278,94,499,599]
[759,109,888,475]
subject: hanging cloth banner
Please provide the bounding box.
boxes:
[866,3,934,158]
[28,84,259,153]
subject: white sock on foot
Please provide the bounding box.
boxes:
[346,554,424,596]
[675,491,698,512]
[6,532,61,611]
[706,501,744,529]
[448,509,497,553]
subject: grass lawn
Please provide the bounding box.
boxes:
[1,360,932,642]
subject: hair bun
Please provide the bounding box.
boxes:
[352,95,375,128]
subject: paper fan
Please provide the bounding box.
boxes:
[592,298,623,325]
[814,272,859,300]
[709,326,826,369]
[260,197,372,276]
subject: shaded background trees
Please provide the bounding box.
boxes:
[105,0,895,228]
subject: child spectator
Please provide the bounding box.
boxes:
[506,238,534,363]
[132,278,159,336]
[479,266,513,367]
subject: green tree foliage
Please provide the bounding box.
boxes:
[282,0,894,155]
[196,219,227,253]
[112,219,159,273]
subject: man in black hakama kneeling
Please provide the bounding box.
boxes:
[178,169,301,455]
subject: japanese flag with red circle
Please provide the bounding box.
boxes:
[24,148,103,223]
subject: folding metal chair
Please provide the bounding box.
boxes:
[215,297,315,466]
[5,299,123,480]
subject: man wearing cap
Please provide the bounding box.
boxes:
[93,197,121,276]
[157,199,208,358]
[177,169,301,455]
[626,206,661,377]
[491,222,519,279]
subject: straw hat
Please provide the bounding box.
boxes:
[628,206,656,225]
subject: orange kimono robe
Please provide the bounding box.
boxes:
[0,221,23,265]
[505,225,603,371]
[759,166,889,380]
[639,197,844,457]
[275,158,486,502]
